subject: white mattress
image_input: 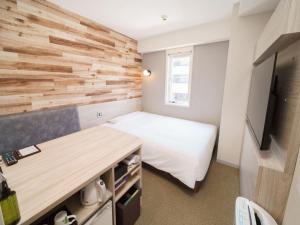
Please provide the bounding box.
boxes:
[104,112,217,188]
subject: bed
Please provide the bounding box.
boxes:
[104,111,217,189]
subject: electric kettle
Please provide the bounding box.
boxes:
[80,179,106,206]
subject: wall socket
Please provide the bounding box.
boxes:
[96,112,103,118]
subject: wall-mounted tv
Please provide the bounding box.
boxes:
[247,53,278,150]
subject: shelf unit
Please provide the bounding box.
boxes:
[3,126,143,225]
[252,136,286,172]
[60,149,142,225]
[112,149,142,224]
[115,174,141,202]
[65,191,113,225]
[115,163,141,185]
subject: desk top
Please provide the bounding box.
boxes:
[2,126,142,225]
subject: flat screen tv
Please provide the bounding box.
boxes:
[247,53,278,150]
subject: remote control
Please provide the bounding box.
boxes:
[2,152,18,166]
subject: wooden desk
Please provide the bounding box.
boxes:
[2,126,142,225]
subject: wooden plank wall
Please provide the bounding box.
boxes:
[0,0,142,116]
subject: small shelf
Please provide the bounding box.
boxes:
[115,163,141,185]
[255,136,286,172]
[115,174,140,202]
[246,124,286,172]
[65,190,112,225]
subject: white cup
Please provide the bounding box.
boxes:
[54,211,76,225]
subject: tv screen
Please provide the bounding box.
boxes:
[247,53,277,150]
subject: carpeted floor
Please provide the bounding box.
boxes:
[135,160,239,225]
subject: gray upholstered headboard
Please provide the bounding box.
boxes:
[0,107,80,153]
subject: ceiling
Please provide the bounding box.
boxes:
[50,0,279,40]
[239,0,279,16]
[49,0,236,40]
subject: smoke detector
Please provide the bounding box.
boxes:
[161,15,168,21]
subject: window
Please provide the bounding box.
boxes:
[165,47,193,107]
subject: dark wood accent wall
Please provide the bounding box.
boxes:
[0,0,142,115]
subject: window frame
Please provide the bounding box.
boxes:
[165,46,194,107]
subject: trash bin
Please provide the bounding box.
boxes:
[116,186,141,225]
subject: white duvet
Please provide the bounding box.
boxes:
[104,111,217,188]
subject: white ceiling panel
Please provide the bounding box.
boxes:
[239,0,279,16]
[49,0,236,40]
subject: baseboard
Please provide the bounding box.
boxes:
[216,158,240,169]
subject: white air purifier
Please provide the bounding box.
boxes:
[235,197,277,225]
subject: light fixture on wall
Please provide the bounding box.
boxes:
[143,69,151,77]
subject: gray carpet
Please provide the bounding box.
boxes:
[136,160,239,225]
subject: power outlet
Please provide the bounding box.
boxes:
[96,112,103,118]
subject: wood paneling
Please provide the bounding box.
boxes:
[0,0,142,116]
[254,0,300,64]
[250,40,300,224]
[274,40,300,174]
[255,167,293,223]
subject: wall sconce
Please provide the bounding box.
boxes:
[143,69,151,77]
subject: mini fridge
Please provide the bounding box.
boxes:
[85,201,113,225]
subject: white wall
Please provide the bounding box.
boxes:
[77,98,142,129]
[240,124,260,199]
[141,42,229,126]
[138,19,231,53]
[217,3,271,167]
[283,149,300,225]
